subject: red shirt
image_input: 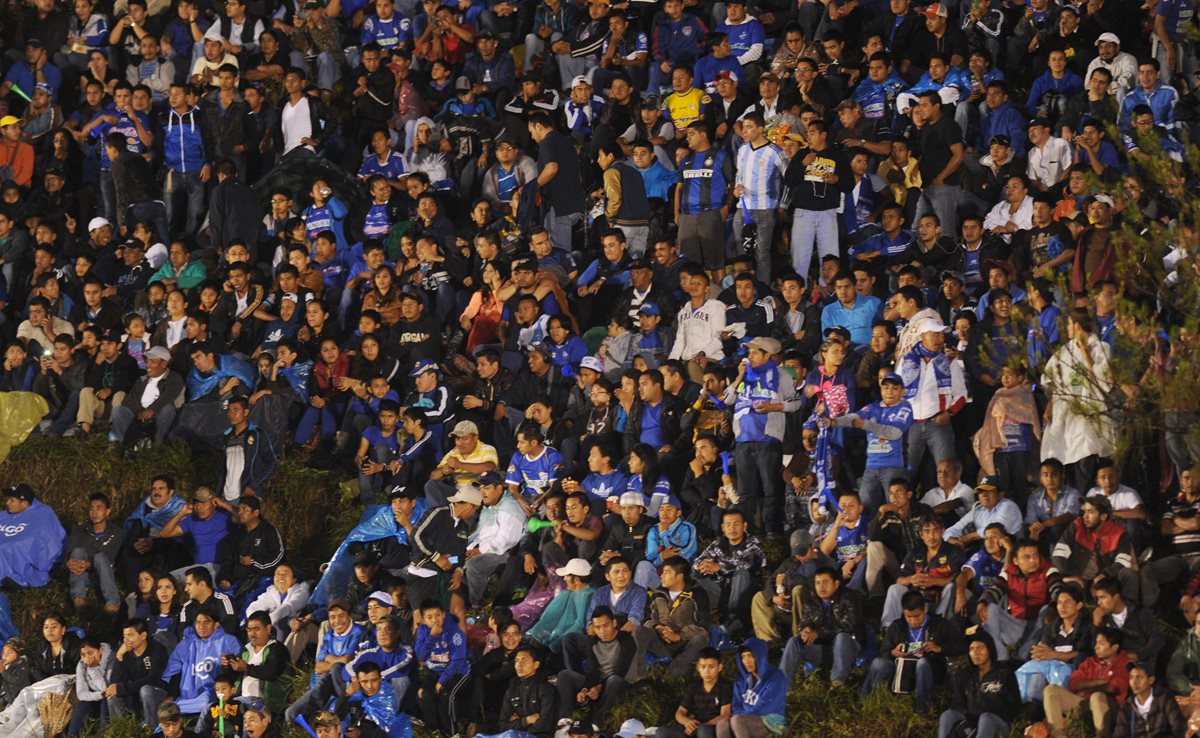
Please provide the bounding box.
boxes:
[1068,651,1131,703]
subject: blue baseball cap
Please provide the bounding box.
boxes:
[881,372,903,385]
[409,359,438,377]
[638,302,661,316]
[661,495,683,510]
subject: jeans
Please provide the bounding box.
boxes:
[544,206,582,252]
[1140,553,1200,607]
[68,548,121,606]
[982,604,1043,658]
[862,655,939,709]
[67,699,107,738]
[882,583,957,625]
[732,207,778,282]
[781,632,861,683]
[464,552,509,608]
[695,569,755,630]
[858,466,907,513]
[790,208,839,281]
[907,420,955,477]
[914,185,961,244]
[127,200,171,250]
[621,224,650,258]
[357,442,400,504]
[554,670,629,722]
[140,685,168,725]
[938,710,1008,738]
[734,440,784,535]
[99,170,117,225]
[164,169,207,239]
[109,403,177,445]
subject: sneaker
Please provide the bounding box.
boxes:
[62,426,82,438]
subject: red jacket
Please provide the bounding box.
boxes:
[1069,651,1131,703]
[982,559,1061,620]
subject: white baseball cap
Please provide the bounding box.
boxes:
[916,317,952,334]
[1095,32,1120,46]
[88,217,111,232]
[619,492,646,508]
[555,558,593,578]
[580,356,603,373]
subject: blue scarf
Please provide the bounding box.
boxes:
[900,343,951,402]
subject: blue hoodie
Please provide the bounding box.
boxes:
[733,638,787,730]
[163,107,207,173]
[413,614,470,686]
[163,625,241,714]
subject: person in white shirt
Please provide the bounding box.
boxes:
[1085,33,1138,103]
[245,562,312,641]
[667,264,726,383]
[920,458,977,524]
[982,174,1034,244]
[108,345,185,447]
[1026,119,1072,191]
[1087,461,1147,553]
[462,474,527,608]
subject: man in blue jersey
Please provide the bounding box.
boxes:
[676,122,733,283]
[725,336,798,541]
[506,421,566,516]
[831,373,914,512]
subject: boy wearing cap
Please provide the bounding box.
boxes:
[832,372,914,511]
[0,638,32,711]
[406,486,481,611]
[725,334,796,540]
[0,115,34,189]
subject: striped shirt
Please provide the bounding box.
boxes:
[678,148,733,214]
[735,140,787,210]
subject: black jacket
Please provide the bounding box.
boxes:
[949,644,1021,725]
[30,635,82,682]
[209,178,260,250]
[351,66,396,122]
[120,370,185,414]
[599,516,654,565]
[199,91,249,160]
[273,93,336,153]
[110,639,169,698]
[410,505,472,570]
[498,673,558,738]
[797,588,865,641]
[83,352,139,394]
[583,630,637,686]
[879,613,965,665]
[1112,684,1188,738]
[110,150,157,229]
[622,393,685,455]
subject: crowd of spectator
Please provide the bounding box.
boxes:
[0,0,1198,737]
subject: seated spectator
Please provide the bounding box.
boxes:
[1015,584,1093,703]
[65,492,123,613]
[977,537,1060,658]
[938,634,1021,738]
[780,565,864,686]
[862,590,967,711]
[692,509,765,636]
[1052,495,1139,604]
[1040,627,1131,738]
[881,514,961,624]
[555,606,635,723]
[633,557,711,679]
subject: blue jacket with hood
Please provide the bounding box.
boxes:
[733,638,787,730]
[162,625,241,714]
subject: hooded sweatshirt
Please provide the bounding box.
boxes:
[74,643,115,702]
[162,625,242,714]
[733,638,787,733]
[414,614,470,686]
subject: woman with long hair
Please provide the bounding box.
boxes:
[626,443,671,517]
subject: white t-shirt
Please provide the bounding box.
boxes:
[281,97,312,155]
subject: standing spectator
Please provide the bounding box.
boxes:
[675,123,733,283]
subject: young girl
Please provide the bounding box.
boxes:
[804,339,856,454]
[295,338,350,450]
[360,264,402,332]
[150,575,182,653]
[546,315,588,369]
[626,444,671,517]
[461,261,506,354]
[973,364,1041,501]
[598,315,634,378]
[67,638,113,737]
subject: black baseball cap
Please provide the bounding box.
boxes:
[4,484,34,503]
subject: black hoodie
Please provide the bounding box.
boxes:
[948,636,1022,724]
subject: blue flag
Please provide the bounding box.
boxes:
[310,499,428,606]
